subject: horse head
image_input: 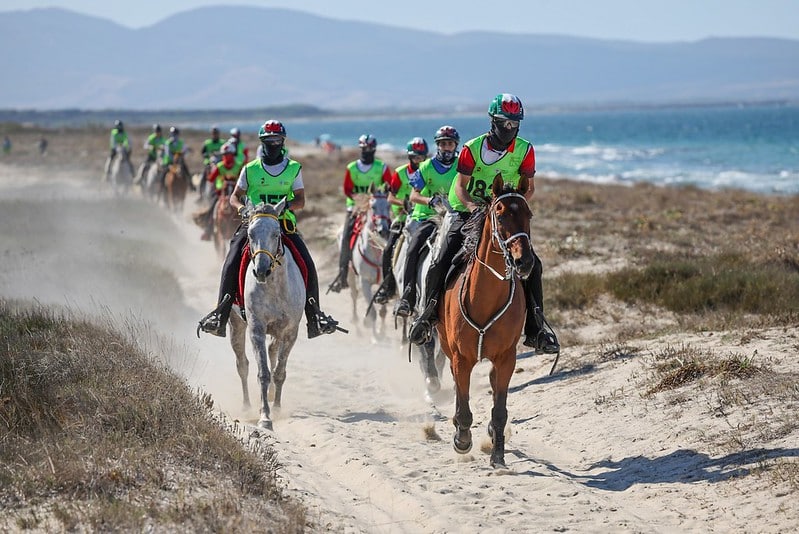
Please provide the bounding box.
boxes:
[246,200,286,283]
[367,183,391,241]
[115,144,129,161]
[489,175,534,279]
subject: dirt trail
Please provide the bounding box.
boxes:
[2,163,796,533]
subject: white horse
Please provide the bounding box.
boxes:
[346,187,391,340]
[228,199,305,430]
[392,205,452,400]
[109,145,133,196]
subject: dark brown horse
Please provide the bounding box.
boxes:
[214,180,239,260]
[436,175,534,468]
[164,152,189,214]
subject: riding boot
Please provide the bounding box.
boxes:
[374,273,395,304]
[409,295,438,345]
[197,294,233,338]
[394,285,415,318]
[305,297,340,339]
[330,214,355,292]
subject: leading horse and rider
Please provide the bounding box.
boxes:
[198,119,342,340]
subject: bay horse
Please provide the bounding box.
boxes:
[164,152,189,214]
[228,199,305,430]
[213,180,238,261]
[437,175,534,468]
[346,186,391,340]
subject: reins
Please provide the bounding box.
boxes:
[249,212,285,275]
[457,192,531,360]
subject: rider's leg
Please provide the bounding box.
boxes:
[396,220,436,316]
[409,213,468,345]
[105,149,115,180]
[331,211,355,291]
[198,224,247,337]
[202,197,217,240]
[375,221,402,303]
[286,233,339,338]
[126,150,135,175]
[522,253,560,353]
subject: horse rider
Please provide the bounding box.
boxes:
[373,137,429,304]
[200,141,243,240]
[201,126,225,167]
[106,119,135,179]
[138,124,164,183]
[409,93,560,354]
[328,134,395,293]
[198,119,340,339]
[228,127,250,167]
[158,126,190,188]
[394,126,460,318]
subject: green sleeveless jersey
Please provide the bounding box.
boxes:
[244,159,300,225]
[110,129,129,150]
[215,160,244,190]
[203,138,224,164]
[346,159,386,208]
[448,134,531,212]
[391,164,414,221]
[411,159,458,222]
[162,138,184,164]
[145,133,165,159]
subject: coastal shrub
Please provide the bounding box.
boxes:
[605,252,799,319]
[547,271,606,309]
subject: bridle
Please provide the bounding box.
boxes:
[474,192,532,281]
[458,191,532,359]
[248,212,285,276]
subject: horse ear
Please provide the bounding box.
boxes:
[517,176,529,196]
[274,196,287,213]
[492,173,504,197]
[368,182,376,194]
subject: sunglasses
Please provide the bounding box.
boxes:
[494,118,520,129]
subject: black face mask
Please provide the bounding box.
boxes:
[262,141,284,165]
[360,150,375,165]
[488,120,518,150]
[436,149,456,165]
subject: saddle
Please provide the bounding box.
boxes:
[233,236,309,309]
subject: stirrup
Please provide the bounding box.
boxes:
[394,298,412,318]
[373,286,390,305]
[197,312,226,338]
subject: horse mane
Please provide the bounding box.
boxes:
[461,183,517,257]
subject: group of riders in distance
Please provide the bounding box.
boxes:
[104,94,560,356]
[191,93,559,358]
[107,93,562,460]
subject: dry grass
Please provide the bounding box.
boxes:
[0,301,307,532]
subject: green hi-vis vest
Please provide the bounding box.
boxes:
[346,159,386,208]
[110,129,129,150]
[146,133,165,158]
[448,134,531,213]
[391,164,414,222]
[215,160,243,190]
[235,141,247,165]
[163,138,185,164]
[203,138,225,164]
[412,159,458,222]
[244,159,300,226]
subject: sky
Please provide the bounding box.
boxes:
[1,0,798,42]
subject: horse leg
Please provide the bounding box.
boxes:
[419,338,441,400]
[269,327,298,410]
[248,320,273,430]
[229,311,250,410]
[487,352,516,468]
[450,354,475,454]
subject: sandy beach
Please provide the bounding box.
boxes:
[1,124,797,533]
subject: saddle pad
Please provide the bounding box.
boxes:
[235,236,309,308]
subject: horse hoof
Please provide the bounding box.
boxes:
[426,376,441,395]
[490,455,507,469]
[453,433,472,454]
[258,419,273,431]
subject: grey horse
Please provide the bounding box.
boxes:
[109,145,133,196]
[229,199,305,430]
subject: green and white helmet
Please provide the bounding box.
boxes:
[488,93,524,121]
[406,137,429,156]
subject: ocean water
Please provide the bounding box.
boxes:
[226,103,799,195]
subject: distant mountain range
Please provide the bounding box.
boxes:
[2,6,798,111]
